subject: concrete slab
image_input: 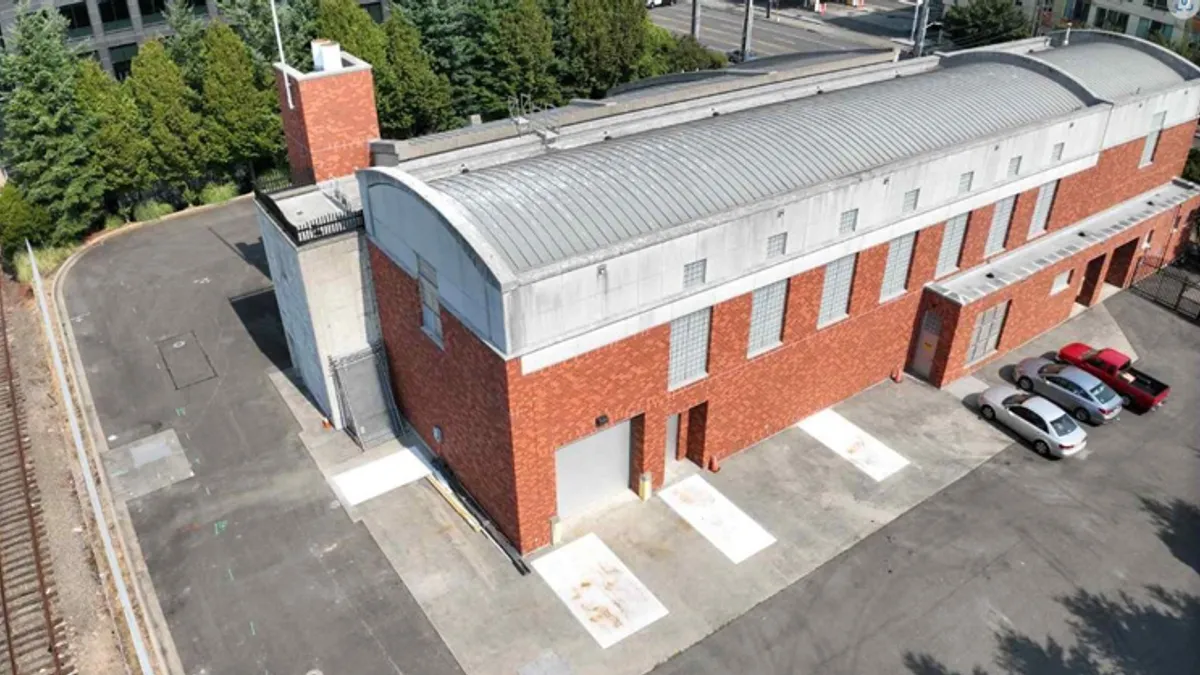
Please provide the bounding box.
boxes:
[331,447,431,506]
[532,534,669,649]
[797,408,911,481]
[658,476,775,564]
[104,429,194,501]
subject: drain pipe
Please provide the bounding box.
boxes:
[431,459,531,575]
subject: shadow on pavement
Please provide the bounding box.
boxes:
[229,287,292,373]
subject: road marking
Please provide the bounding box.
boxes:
[659,475,775,563]
[532,533,668,649]
[330,448,431,506]
[797,409,910,481]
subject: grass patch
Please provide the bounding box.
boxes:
[133,200,176,223]
[104,213,126,230]
[200,182,239,205]
[13,245,78,284]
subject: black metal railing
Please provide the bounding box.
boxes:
[254,185,365,246]
[1130,253,1200,321]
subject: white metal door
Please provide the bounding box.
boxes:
[911,311,941,379]
[555,421,632,520]
[664,413,681,474]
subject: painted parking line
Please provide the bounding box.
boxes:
[532,534,668,649]
[331,448,431,506]
[797,409,910,481]
[659,475,775,564]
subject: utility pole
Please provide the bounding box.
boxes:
[913,0,931,57]
[909,0,921,42]
[691,0,701,39]
[741,0,754,59]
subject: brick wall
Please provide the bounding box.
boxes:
[368,243,524,545]
[274,66,380,185]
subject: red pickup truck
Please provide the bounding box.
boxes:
[1057,342,1170,411]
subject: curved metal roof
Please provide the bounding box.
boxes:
[1035,42,1185,100]
[432,61,1087,274]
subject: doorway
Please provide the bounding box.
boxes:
[1075,254,1106,306]
[554,420,632,520]
[1105,239,1139,288]
[685,403,708,466]
[910,310,941,380]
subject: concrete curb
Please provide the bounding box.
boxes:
[46,204,239,675]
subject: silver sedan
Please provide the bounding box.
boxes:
[1014,358,1121,424]
[978,385,1088,458]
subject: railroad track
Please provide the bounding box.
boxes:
[0,278,73,675]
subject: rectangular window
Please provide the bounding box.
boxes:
[363,0,384,22]
[683,259,707,289]
[1051,270,1073,295]
[838,208,859,235]
[767,232,787,258]
[818,254,856,326]
[1027,180,1058,239]
[108,42,138,80]
[747,280,788,355]
[880,233,916,301]
[1140,112,1167,167]
[668,309,711,388]
[965,301,1009,364]
[138,0,168,24]
[936,213,969,278]
[902,189,920,213]
[1052,142,1065,161]
[97,0,132,30]
[958,171,974,195]
[59,3,92,38]
[985,196,1016,257]
[1007,156,1022,177]
[1146,230,1155,246]
[418,257,443,345]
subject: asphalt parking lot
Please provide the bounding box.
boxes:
[649,1,871,56]
[60,201,463,675]
[653,290,1200,674]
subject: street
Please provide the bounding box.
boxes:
[649,1,873,56]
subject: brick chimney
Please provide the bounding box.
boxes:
[274,40,381,185]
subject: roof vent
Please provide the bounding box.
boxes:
[311,39,342,73]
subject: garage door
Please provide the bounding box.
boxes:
[555,421,631,520]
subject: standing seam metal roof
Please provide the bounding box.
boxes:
[432,61,1088,274]
[1034,42,1186,101]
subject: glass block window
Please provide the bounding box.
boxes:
[902,189,920,213]
[668,309,711,388]
[1008,156,1022,177]
[747,281,788,355]
[1140,112,1167,167]
[1052,142,1065,161]
[958,171,974,195]
[1051,270,1073,295]
[936,213,968,278]
[880,233,915,300]
[965,301,1009,364]
[418,256,443,345]
[767,233,787,258]
[1027,180,1058,239]
[683,259,707,289]
[985,196,1016,257]
[818,254,856,326]
[838,208,859,235]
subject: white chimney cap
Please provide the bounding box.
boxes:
[311,39,343,73]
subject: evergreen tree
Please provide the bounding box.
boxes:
[127,40,204,194]
[943,0,1029,49]
[200,22,282,173]
[566,0,647,98]
[218,0,317,73]
[492,0,560,110]
[0,6,104,242]
[315,0,386,68]
[378,9,455,137]
[0,183,52,255]
[165,0,207,88]
[75,59,148,214]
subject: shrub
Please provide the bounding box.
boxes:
[13,245,78,284]
[133,200,177,223]
[200,182,239,205]
[104,213,126,230]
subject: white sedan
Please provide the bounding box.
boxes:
[978,385,1088,458]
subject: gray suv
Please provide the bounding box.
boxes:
[1014,358,1122,424]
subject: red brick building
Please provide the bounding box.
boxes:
[261,33,1200,554]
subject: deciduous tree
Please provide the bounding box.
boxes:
[566,0,647,98]
[0,183,52,254]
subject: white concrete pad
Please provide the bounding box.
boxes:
[944,375,989,402]
[659,475,775,564]
[331,448,431,506]
[797,409,910,481]
[532,533,668,649]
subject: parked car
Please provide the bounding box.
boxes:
[1013,357,1121,424]
[645,0,676,7]
[726,48,759,63]
[1057,342,1170,411]
[978,386,1088,458]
